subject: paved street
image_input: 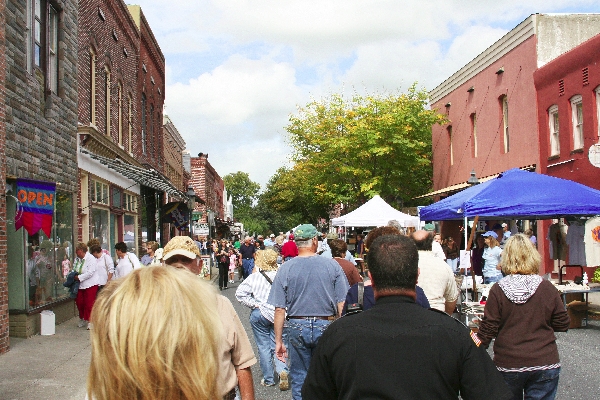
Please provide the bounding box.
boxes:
[1,267,600,399]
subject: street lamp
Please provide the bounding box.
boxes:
[467,169,479,185]
[187,186,196,239]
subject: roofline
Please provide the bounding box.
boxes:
[429,15,536,104]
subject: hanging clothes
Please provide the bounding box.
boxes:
[565,222,586,266]
[547,223,567,261]
[584,216,600,267]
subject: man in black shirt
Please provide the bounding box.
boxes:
[302,234,512,400]
[239,236,256,279]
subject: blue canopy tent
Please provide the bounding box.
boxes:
[420,168,600,221]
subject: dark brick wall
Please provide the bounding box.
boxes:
[191,155,225,224]
[78,0,140,152]
[0,0,9,355]
[1,0,79,353]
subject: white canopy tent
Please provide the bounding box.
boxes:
[331,195,420,228]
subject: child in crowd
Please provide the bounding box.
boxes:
[229,248,237,284]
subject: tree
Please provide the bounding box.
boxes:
[223,172,261,220]
[285,84,447,212]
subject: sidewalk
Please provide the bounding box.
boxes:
[0,318,91,400]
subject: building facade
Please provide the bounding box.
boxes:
[190,153,225,238]
[534,30,600,276]
[2,0,79,349]
[428,14,600,274]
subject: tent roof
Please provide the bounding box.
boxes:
[420,168,600,221]
[331,195,419,227]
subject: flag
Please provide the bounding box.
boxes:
[15,178,56,237]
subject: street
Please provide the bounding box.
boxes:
[1,268,600,399]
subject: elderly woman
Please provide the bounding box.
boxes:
[329,239,362,286]
[235,249,289,391]
[477,234,570,400]
[88,267,223,400]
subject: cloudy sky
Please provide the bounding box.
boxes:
[133,0,597,189]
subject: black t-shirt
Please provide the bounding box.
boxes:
[239,243,255,259]
[303,296,513,400]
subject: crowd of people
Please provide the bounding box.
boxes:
[71,220,568,400]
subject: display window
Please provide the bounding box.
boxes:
[7,190,74,311]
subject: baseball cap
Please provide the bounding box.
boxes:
[482,231,498,239]
[269,234,275,238]
[162,236,201,262]
[294,224,318,240]
[423,223,435,232]
[501,223,508,228]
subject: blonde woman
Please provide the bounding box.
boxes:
[481,231,503,284]
[235,249,289,391]
[88,267,223,400]
[477,234,569,400]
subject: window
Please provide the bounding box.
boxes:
[26,0,59,94]
[447,126,453,166]
[128,94,133,153]
[118,83,123,145]
[470,113,477,158]
[90,48,96,125]
[501,96,509,153]
[141,93,147,154]
[124,194,137,212]
[150,104,154,157]
[571,95,583,150]
[105,67,111,135]
[111,187,122,208]
[549,105,560,156]
[92,179,109,205]
[596,86,600,139]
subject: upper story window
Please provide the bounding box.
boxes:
[470,113,477,158]
[27,0,59,94]
[501,95,509,153]
[570,95,583,150]
[90,48,97,125]
[141,93,147,154]
[548,105,560,157]
[105,66,111,135]
[447,125,453,166]
[128,94,133,153]
[595,86,600,140]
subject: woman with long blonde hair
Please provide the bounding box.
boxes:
[87,266,223,400]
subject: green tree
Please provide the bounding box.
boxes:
[223,172,261,220]
[285,84,446,212]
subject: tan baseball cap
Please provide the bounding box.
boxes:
[163,236,201,262]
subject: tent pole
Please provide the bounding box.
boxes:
[468,216,479,300]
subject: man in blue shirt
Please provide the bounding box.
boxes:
[268,224,349,400]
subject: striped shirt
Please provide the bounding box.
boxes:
[235,269,278,322]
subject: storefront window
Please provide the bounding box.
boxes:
[7,190,74,311]
[124,214,136,256]
[91,208,110,251]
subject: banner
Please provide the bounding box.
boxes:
[15,178,56,237]
[161,201,189,231]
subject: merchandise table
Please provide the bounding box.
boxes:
[556,284,600,327]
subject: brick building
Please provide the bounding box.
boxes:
[190,153,225,238]
[534,31,600,275]
[77,0,185,255]
[1,0,79,350]
[426,14,600,275]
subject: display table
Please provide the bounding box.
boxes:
[555,283,600,327]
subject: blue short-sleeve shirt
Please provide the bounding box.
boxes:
[268,255,350,317]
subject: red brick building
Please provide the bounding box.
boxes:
[534,31,600,275]
[190,154,225,238]
[427,14,600,275]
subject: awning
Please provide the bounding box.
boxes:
[81,149,188,200]
[413,165,536,199]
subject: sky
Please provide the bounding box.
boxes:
[132,0,598,190]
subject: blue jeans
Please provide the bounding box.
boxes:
[484,275,502,284]
[500,367,560,400]
[287,318,331,400]
[250,309,288,385]
[446,257,459,273]
[242,259,254,279]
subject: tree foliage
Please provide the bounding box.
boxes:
[223,171,260,220]
[283,84,446,212]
